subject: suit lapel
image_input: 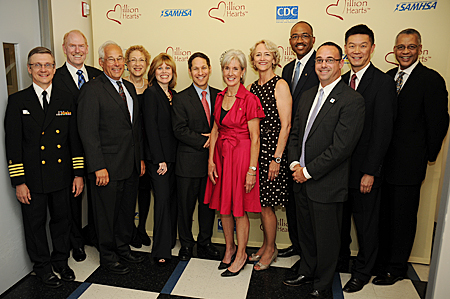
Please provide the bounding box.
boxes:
[210,87,218,129]
[60,63,79,94]
[398,62,423,96]
[356,64,374,95]
[102,76,132,125]
[308,81,343,138]
[293,51,316,99]
[123,79,139,127]
[43,90,64,130]
[188,84,210,127]
[24,86,45,126]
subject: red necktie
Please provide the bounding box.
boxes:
[201,91,211,126]
[350,74,357,90]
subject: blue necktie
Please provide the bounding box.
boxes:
[291,61,301,92]
[76,70,86,89]
[300,88,324,167]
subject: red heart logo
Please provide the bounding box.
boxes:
[385,51,399,66]
[165,46,174,57]
[326,0,344,21]
[208,1,226,23]
[106,4,122,25]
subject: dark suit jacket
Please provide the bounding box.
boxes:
[282,51,319,123]
[53,63,102,99]
[142,81,177,165]
[384,62,449,185]
[4,85,84,193]
[342,64,396,189]
[77,73,141,181]
[172,84,220,178]
[288,80,365,203]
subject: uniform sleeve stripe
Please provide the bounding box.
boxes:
[8,164,24,169]
[8,166,24,171]
[10,173,24,178]
[9,169,24,174]
[72,157,84,161]
[73,166,84,169]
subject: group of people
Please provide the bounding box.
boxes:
[4,20,448,299]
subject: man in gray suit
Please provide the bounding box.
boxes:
[283,42,365,298]
[172,52,220,261]
[78,41,145,274]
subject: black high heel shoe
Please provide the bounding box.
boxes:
[218,252,236,270]
[221,258,246,277]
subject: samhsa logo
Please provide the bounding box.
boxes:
[276,6,298,23]
[394,1,437,11]
[160,9,192,17]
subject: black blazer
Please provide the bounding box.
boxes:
[282,51,319,123]
[288,80,365,203]
[53,63,102,100]
[77,73,141,180]
[172,84,220,178]
[342,64,396,189]
[384,62,449,185]
[142,81,178,165]
[4,85,84,193]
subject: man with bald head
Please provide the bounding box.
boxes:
[78,41,145,274]
[53,30,102,262]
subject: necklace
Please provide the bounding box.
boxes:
[131,77,145,89]
[226,92,237,97]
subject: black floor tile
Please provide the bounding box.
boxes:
[412,280,427,299]
[85,251,179,293]
[0,274,81,299]
[158,294,200,299]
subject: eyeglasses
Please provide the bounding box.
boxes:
[128,58,146,64]
[395,44,419,51]
[28,63,54,69]
[315,58,341,64]
[290,33,313,41]
[104,56,124,64]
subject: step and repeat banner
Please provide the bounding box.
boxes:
[90,0,450,263]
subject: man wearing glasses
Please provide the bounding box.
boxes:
[279,21,319,265]
[373,28,449,286]
[4,47,84,288]
[77,41,145,275]
[53,30,102,263]
[284,42,364,298]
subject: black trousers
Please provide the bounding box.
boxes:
[340,187,381,282]
[69,185,83,250]
[90,172,139,265]
[147,162,177,259]
[21,187,71,276]
[286,175,301,253]
[377,182,421,277]
[295,184,343,291]
[177,175,215,248]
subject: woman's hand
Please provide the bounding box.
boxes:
[208,161,218,185]
[268,160,280,181]
[157,162,168,175]
[245,171,256,193]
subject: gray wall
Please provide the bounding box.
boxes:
[0,0,42,294]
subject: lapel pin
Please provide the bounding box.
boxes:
[305,73,307,76]
[330,98,336,103]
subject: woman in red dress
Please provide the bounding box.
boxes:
[205,49,265,277]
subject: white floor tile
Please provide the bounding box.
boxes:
[274,255,300,268]
[68,246,100,282]
[78,284,159,299]
[371,277,420,299]
[171,258,252,299]
[412,263,429,282]
[340,273,378,299]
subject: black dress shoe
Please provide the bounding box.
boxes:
[310,288,332,299]
[372,273,404,285]
[290,259,300,272]
[283,274,314,286]
[278,245,299,258]
[221,262,246,277]
[72,247,87,262]
[104,262,130,274]
[54,266,75,281]
[178,246,193,261]
[343,277,367,293]
[37,273,62,288]
[120,252,144,263]
[218,253,236,270]
[197,243,220,259]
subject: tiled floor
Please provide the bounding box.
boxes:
[0,240,428,299]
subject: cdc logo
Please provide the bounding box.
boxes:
[276,6,298,23]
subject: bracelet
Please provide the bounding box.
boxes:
[247,172,256,176]
[249,166,257,171]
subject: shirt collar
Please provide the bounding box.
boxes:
[33,82,52,98]
[320,76,341,95]
[104,73,123,86]
[66,62,87,76]
[350,62,371,81]
[396,59,419,77]
[296,49,315,66]
[193,83,210,99]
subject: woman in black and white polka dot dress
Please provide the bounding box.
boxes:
[247,40,292,271]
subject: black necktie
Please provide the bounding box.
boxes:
[42,90,48,114]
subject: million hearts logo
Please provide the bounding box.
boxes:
[326,0,370,20]
[208,1,248,23]
[106,4,141,25]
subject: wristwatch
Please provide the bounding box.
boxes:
[249,166,257,171]
[273,156,282,164]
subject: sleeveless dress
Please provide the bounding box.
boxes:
[250,75,288,207]
[204,84,265,217]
